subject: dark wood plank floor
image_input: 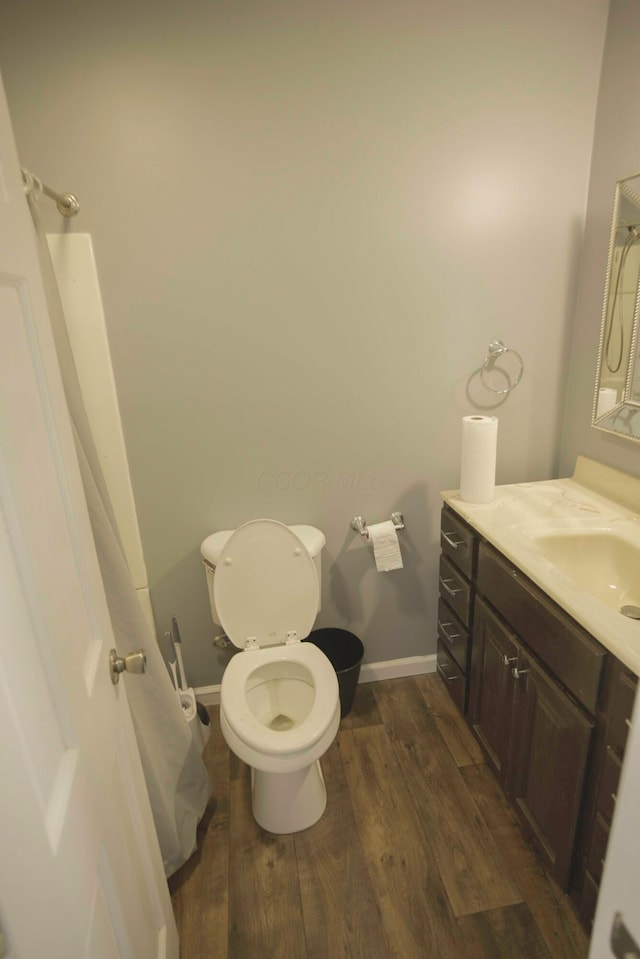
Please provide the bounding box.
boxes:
[169,675,589,959]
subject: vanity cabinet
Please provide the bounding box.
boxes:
[436,498,638,926]
[437,506,477,713]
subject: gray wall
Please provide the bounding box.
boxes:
[0,0,607,686]
[560,0,640,478]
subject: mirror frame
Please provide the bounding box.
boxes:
[592,170,640,442]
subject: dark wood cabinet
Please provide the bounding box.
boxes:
[470,597,593,889]
[436,505,477,714]
[573,657,638,929]
[476,541,604,713]
[469,599,518,783]
[508,649,593,889]
[436,511,636,905]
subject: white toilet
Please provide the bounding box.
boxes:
[200,519,340,833]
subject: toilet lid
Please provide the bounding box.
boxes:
[213,519,320,649]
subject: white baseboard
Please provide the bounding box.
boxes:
[359,654,436,683]
[194,653,436,707]
[195,684,222,706]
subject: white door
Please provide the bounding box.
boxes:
[0,76,178,959]
[589,691,640,959]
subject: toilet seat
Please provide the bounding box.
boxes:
[216,520,338,758]
[220,642,338,755]
[213,519,319,649]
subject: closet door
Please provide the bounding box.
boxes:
[0,73,177,959]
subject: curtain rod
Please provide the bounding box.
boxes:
[21,166,80,217]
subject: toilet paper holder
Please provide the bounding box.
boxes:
[351,512,405,539]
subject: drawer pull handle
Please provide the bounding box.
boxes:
[501,654,517,667]
[512,667,530,680]
[441,530,466,550]
[625,718,632,730]
[440,577,463,597]
[438,619,461,643]
[437,663,460,684]
[612,792,618,804]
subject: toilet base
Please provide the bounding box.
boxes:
[251,759,327,834]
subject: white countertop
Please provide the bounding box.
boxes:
[442,456,640,677]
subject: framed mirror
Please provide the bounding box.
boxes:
[592,171,640,441]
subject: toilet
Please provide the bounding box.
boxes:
[200,519,340,833]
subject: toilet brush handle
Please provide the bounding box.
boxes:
[159,631,179,690]
[174,644,187,691]
[171,616,188,691]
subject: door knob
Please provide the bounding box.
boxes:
[109,648,147,685]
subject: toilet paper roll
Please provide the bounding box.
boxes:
[596,387,618,419]
[368,520,403,572]
[460,415,498,504]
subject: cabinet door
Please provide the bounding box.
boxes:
[509,651,594,890]
[469,599,518,785]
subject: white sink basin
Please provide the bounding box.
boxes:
[517,524,640,613]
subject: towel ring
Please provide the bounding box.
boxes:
[480,340,524,395]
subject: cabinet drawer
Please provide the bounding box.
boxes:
[437,598,470,674]
[440,507,476,579]
[596,746,623,824]
[437,641,467,714]
[586,813,609,884]
[477,542,605,713]
[439,554,472,627]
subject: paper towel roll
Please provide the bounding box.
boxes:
[596,387,618,419]
[368,520,403,572]
[460,415,498,504]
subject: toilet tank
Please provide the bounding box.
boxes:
[200,523,326,627]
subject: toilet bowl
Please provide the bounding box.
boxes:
[201,519,340,833]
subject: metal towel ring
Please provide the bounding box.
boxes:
[480,340,524,395]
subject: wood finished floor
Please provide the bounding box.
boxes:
[169,675,589,959]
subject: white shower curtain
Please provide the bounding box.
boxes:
[28,202,212,878]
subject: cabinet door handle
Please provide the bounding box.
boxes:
[439,577,463,597]
[437,663,460,684]
[441,530,466,550]
[512,667,530,680]
[625,718,632,730]
[438,619,461,644]
[501,654,517,667]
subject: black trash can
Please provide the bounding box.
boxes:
[304,628,364,717]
